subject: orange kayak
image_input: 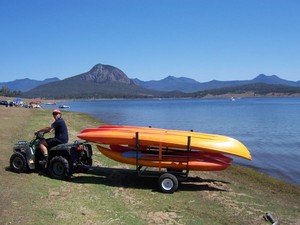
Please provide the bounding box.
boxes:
[78,125,251,160]
[97,145,231,171]
[109,144,233,164]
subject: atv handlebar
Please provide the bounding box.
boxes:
[34,131,45,139]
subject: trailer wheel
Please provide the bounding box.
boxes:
[158,173,178,193]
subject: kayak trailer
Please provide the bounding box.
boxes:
[133,132,192,193]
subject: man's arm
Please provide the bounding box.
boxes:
[35,126,53,134]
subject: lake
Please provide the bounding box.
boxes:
[45,97,300,185]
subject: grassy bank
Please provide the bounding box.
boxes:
[0,107,299,225]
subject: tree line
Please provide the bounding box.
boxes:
[0,86,22,97]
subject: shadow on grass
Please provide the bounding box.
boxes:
[70,166,230,193]
[5,165,229,192]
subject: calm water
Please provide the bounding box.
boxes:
[46,98,300,185]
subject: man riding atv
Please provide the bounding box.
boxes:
[10,109,93,180]
[35,109,68,163]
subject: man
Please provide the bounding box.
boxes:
[35,109,69,160]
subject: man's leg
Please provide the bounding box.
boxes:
[39,139,48,158]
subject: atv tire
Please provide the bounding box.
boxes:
[48,156,71,180]
[10,152,27,173]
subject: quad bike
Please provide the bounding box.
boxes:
[9,132,93,180]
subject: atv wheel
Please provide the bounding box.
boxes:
[10,152,27,173]
[48,156,71,180]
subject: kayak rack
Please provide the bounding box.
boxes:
[134,132,192,193]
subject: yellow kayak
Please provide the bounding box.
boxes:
[78,125,251,160]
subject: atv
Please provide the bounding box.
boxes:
[9,132,93,180]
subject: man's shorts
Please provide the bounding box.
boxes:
[46,138,63,149]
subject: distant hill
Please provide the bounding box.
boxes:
[160,83,300,98]
[191,83,300,98]
[133,76,203,93]
[22,64,161,99]
[134,74,300,93]
[0,78,60,92]
[251,74,300,86]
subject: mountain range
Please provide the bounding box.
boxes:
[133,74,300,93]
[1,63,300,99]
[0,78,60,92]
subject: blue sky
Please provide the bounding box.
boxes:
[1,0,299,82]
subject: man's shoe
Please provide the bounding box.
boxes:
[39,158,48,168]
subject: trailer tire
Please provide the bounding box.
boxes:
[158,173,178,193]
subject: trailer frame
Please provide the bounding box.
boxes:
[134,132,192,193]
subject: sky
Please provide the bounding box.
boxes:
[0,0,299,83]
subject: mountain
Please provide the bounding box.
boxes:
[23,64,160,99]
[81,64,132,84]
[133,76,203,93]
[252,74,300,86]
[0,78,60,92]
[134,74,300,93]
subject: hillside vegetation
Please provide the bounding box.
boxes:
[193,83,300,98]
[162,83,300,98]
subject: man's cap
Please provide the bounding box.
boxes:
[52,109,62,114]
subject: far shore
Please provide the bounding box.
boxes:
[2,92,300,104]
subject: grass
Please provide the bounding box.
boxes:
[0,106,299,225]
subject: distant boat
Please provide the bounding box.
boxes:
[59,105,70,109]
[46,102,56,105]
[230,97,236,101]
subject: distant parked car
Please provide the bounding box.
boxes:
[0,100,13,107]
[0,100,9,106]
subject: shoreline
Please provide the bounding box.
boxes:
[2,94,300,103]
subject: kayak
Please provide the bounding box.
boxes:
[78,125,251,160]
[109,144,233,164]
[97,145,231,171]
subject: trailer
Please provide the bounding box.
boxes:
[134,132,192,193]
